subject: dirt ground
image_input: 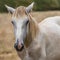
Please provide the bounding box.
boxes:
[0,11,60,60]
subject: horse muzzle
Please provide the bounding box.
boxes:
[14,43,24,51]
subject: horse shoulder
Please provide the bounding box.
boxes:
[38,16,60,60]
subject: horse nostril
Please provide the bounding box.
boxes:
[14,43,24,51]
[20,43,24,51]
[14,43,17,48]
[17,43,24,50]
[18,43,22,49]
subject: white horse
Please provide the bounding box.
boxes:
[5,2,60,60]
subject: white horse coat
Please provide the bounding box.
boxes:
[38,16,60,60]
[17,16,60,60]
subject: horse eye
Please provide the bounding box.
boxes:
[11,21,15,25]
[11,21,14,24]
[26,20,29,25]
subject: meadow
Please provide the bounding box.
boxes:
[0,11,60,60]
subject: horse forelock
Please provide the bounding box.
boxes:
[13,6,27,19]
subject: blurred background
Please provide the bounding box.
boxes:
[0,0,60,60]
[1,0,60,12]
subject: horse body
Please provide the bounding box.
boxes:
[5,2,60,60]
[38,16,60,60]
[17,16,60,60]
[27,16,60,60]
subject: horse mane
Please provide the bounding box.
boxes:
[25,14,39,47]
[29,14,39,39]
[13,6,26,18]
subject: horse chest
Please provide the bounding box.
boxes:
[27,41,41,60]
[28,48,41,60]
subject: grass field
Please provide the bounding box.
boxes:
[0,11,60,60]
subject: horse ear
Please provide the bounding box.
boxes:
[26,2,34,13]
[5,5,15,14]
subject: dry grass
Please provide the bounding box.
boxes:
[0,11,60,60]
